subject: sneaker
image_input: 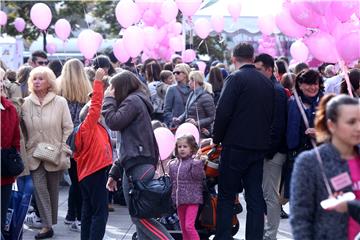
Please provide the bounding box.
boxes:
[280,208,289,219]
[64,216,75,225]
[69,220,81,232]
[24,212,42,229]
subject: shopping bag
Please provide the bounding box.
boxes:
[3,183,32,240]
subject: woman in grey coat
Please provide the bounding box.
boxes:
[174,71,216,138]
[163,64,191,127]
[290,94,360,240]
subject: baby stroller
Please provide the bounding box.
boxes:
[132,142,242,240]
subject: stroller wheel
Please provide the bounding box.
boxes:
[231,220,240,236]
[132,232,137,240]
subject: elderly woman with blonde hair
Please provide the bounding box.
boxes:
[21,66,73,239]
[174,71,216,138]
[57,58,93,230]
[163,63,191,127]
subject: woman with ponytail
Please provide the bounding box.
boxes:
[290,94,360,240]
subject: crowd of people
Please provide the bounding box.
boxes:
[1,42,360,240]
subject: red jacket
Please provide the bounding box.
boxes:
[1,96,20,185]
[74,80,112,181]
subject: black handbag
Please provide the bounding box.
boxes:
[128,161,173,218]
[1,147,24,177]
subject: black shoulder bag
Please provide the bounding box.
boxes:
[1,147,24,177]
[128,160,173,218]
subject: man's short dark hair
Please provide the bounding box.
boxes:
[278,56,289,65]
[294,62,309,75]
[275,60,287,75]
[254,53,274,71]
[31,50,47,61]
[233,43,254,62]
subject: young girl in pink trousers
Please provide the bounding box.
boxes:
[169,134,205,240]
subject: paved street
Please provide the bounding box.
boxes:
[23,186,293,240]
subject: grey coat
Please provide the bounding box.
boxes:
[169,157,205,207]
[102,91,158,175]
[290,143,355,240]
[178,87,215,132]
[163,83,190,127]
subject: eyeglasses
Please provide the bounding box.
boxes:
[173,71,183,75]
[36,61,49,66]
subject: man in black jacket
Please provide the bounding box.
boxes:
[213,43,275,240]
[254,53,288,240]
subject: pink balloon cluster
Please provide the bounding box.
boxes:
[113,0,189,62]
[276,1,360,63]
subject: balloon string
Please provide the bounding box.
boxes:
[82,5,98,63]
[339,60,353,98]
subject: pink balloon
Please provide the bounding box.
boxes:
[306,1,332,16]
[123,26,144,58]
[275,8,307,38]
[257,15,276,36]
[0,11,7,26]
[94,32,103,49]
[176,0,202,17]
[169,36,183,52]
[227,0,241,22]
[135,0,150,11]
[194,18,211,39]
[154,127,175,160]
[115,0,140,28]
[182,49,196,63]
[172,22,183,35]
[55,19,71,41]
[336,31,360,63]
[30,3,52,30]
[113,39,130,63]
[77,29,101,60]
[14,17,25,32]
[211,15,224,33]
[143,27,158,50]
[331,1,359,22]
[289,2,320,28]
[175,123,200,144]
[143,9,157,26]
[161,0,178,22]
[290,40,309,63]
[149,0,165,14]
[197,61,206,74]
[46,42,57,55]
[305,32,339,63]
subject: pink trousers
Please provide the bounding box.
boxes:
[177,204,199,240]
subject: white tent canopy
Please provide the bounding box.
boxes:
[194,0,283,33]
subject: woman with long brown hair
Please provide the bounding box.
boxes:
[102,70,174,240]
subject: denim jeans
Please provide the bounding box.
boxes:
[1,184,12,235]
[215,146,265,240]
[80,167,108,240]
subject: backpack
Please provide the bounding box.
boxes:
[66,124,82,156]
[150,82,165,114]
